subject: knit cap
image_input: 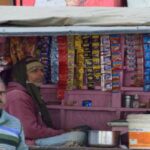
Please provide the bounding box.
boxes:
[26,57,43,73]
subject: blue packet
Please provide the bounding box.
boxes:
[144,44,150,52]
[145,60,150,68]
[144,84,150,92]
[144,75,150,83]
[144,36,150,43]
[145,52,150,60]
[145,71,150,76]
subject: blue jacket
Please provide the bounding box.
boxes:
[0,110,28,150]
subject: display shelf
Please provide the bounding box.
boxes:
[41,84,144,93]
[47,105,117,111]
[119,108,150,112]
[123,91,150,96]
[47,105,150,113]
[66,90,111,95]
[47,105,62,110]
[121,87,143,92]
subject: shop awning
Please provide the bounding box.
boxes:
[0,6,150,35]
[0,6,150,27]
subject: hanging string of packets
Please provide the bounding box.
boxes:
[10,37,25,64]
[110,34,122,92]
[82,35,101,90]
[57,36,68,100]
[51,36,59,84]
[67,35,75,90]
[37,37,52,84]
[10,37,37,64]
[101,35,112,92]
[144,34,150,91]
[75,35,84,89]
[91,35,101,89]
[125,34,144,87]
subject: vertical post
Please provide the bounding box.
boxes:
[20,0,22,6]
[112,92,122,118]
[13,0,16,6]
[120,34,125,88]
[112,92,122,108]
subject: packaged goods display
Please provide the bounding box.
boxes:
[0,34,147,99]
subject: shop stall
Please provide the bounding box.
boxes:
[1,6,150,149]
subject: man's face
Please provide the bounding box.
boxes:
[27,67,44,87]
[0,82,6,108]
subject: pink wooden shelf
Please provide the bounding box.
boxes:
[66,90,111,95]
[124,92,150,96]
[47,105,116,111]
[121,87,143,91]
[119,108,150,112]
[47,105,150,112]
[47,105,62,110]
[62,106,116,111]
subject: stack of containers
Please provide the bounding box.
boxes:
[143,35,150,91]
[75,35,84,89]
[110,34,122,92]
[57,36,68,99]
[100,35,112,91]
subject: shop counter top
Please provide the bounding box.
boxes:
[29,146,124,150]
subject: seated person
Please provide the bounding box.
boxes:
[0,77,28,150]
[5,57,86,146]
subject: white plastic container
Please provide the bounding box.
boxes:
[127,114,150,149]
[127,0,150,8]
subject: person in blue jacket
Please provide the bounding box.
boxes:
[0,77,28,150]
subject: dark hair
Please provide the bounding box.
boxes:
[11,56,39,87]
[0,68,12,86]
[0,77,5,85]
[0,56,39,86]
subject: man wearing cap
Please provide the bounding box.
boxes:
[4,57,86,146]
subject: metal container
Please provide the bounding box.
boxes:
[125,95,132,108]
[88,130,120,147]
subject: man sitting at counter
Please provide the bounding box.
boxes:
[4,56,86,146]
